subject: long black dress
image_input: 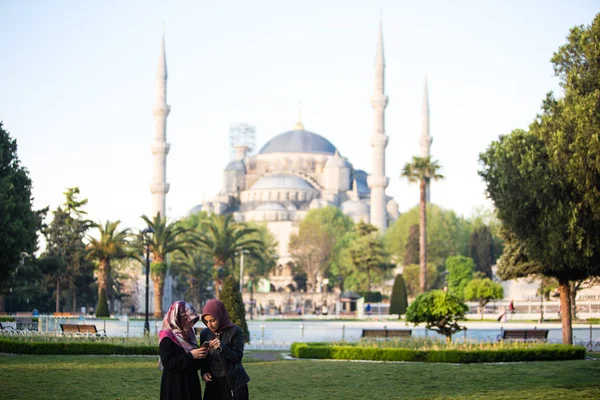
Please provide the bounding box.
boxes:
[159,338,205,400]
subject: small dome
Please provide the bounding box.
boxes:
[341,200,370,216]
[224,160,246,172]
[258,130,337,155]
[187,204,203,215]
[250,174,314,190]
[354,170,371,195]
[255,202,286,211]
[324,151,351,168]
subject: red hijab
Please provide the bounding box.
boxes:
[201,299,235,332]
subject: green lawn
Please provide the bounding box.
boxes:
[1,352,599,399]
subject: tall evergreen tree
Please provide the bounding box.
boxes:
[403,224,420,266]
[0,122,44,312]
[468,225,494,278]
[220,276,250,342]
[389,274,408,318]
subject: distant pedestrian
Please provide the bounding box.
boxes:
[200,299,250,400]
[508,300,515,314]
[366,303,372,316]
[159,301,208,400]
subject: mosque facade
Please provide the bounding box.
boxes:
[186,24,409,293]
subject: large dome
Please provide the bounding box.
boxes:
[258,129,337,155]
[250,174,314,190]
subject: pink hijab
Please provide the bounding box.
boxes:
[201,299,235,332]
[159,301,199,352]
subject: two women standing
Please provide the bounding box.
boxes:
[159,300,250,400]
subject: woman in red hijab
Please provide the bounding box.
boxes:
[159,301,208,400]
[200,299,250,400]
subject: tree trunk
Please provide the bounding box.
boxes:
[0,295,4,313]
[72,287,77,314]
[56,279,60,313]
[419,179,428,294]
[558,279,573,344]
[153,275,165,318]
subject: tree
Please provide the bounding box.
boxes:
[289,218,334,294]
[464,278,504,320]
[481,15,600,344]
[220,276,250,342]
[385,204,469,270]
[141,213,196,317]
[338,222,392,294]
[43,188,92,312]
[196,213,264,300]
[402,156,444,294]
[0,122,44,312]
[85,220,132,317]
[303,207,354,290]
[389,274,408,318]
[402,263,440,297]
[403,224,419,266]
[405,290,468,342]
[468,225,494,278]
[446,256,475,299]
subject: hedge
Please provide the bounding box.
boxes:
[290,342,586,363]
[0,339,157,355]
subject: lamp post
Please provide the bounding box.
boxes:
[142,227,154,337]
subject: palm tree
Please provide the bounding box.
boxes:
[402,156,444,294]
[141,213,196,318]
[196,214,265,299]
[86,220,131,317]
[171,250,212,312]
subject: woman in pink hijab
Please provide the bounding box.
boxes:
[199,299,250,400]
[159,301,208,400]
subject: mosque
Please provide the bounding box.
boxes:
[148,23,433,304]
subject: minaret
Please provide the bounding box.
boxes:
[367,22,389,233]
[150,32,171,218]
[419,77,433,202]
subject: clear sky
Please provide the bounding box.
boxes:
[1,1,598,232]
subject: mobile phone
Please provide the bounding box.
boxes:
[200,341,210,348]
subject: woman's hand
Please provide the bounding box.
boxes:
[202,372,213,382]
[190,347,208,359]
[209,338,221,350]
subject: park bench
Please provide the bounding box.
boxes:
[15,317,36,331]
[499,329,549,342]
[54,312,74,318]
[0,321,17,335]
[60,324,105,337]
[361,328,412,338]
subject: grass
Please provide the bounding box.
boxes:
[1,352,600,399]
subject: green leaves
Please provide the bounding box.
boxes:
[405,290,468,339]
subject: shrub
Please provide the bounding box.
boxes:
[406,290,468,341]
[290,342,586,363]
[220,276,250,342]
[0,338,157,355]
[358,291,382,303]
[389,274,408,317]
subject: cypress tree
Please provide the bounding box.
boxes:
[468,225,494,278]
[403,224,420,266]
[389,274,408,318]
[220,276,250,342]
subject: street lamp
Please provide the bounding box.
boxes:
[142,227,154,337]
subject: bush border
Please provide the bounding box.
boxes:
[0,338,157,355]
[290,342,586,363]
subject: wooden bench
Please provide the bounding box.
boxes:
[60,324,105,337]
[54,312,74,318]
[362,329,412,338]
[500,329,549,342]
